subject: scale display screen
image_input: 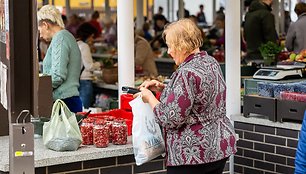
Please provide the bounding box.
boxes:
[256,70,279,76]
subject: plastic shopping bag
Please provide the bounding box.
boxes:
[43,99,82,151]
[129,96,165,166]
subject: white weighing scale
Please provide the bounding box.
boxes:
[253,64,304,80]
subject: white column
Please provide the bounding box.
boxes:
[136,0,144,30]
[178,0,184,19]
[225,0,240,174]
[105,0,111,20]
[117,0,135,101]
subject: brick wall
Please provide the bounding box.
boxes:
[0,154,230,174]
[234,122,299,174]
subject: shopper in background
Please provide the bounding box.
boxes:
[196,4,207,26]
[153,6,167,34]
[89,11,102,38]
[66,14,82,37]
[76,22,102,109]
[243,0,278,63]
[138,19,237,174]
[134,33,158,76]
[284,11,291,34]
[295,111,306,174]
[37,5,83,113]
[102,17,117,47]
[285,2,306,54]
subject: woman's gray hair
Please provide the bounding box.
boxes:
[37,5,65,28]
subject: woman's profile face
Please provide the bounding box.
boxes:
[38,21,52,42]
[167,45,185,65]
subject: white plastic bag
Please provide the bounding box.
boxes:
[129,96,165,166]
[43,99,82,151]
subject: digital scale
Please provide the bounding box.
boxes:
[253,63,305,80]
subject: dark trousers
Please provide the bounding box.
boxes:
[167,157,229,174]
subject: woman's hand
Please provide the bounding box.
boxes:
[139,80,165,92]
[139,87,160,108]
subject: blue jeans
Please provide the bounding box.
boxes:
[61,96,83,113]
[79,80,93,109]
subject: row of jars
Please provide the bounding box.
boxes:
[80,116,128,148]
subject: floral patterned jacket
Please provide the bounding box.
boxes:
[153,51,237,166]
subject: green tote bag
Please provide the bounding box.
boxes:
[43,99,82,151]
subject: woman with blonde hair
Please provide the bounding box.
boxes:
[138,19,237,174]
[37,5,83,113]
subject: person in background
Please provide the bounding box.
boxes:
[153,10,168,36]
[216,6,225,17]
[135,33,158,76]
[295,111,306,174]
[153,6,167,34]
[102,17,117,47]
[285,2,306,53]
[138,19,237,174]
[37,5,83,113]
[142,22,153,41]
[243,0,278,62]
[61,14,68,27]
[76,22,102,109]
[66,14,81,37]
[196,4,207,26]
[176,2,190,19]
[89,11,102,38]
[284,10,291,34]
[209,14,225,48]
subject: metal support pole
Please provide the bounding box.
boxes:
[65,0,71,18]
[105,0,111,20]
[136,0,144,30]
[178,0,184,19]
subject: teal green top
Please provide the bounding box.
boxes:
[43,30,81,100]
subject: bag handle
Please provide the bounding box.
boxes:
[50,99,61,119]
[50,99,73,119]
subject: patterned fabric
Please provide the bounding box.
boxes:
[153,51,237,166]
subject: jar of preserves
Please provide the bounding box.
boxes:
[93,119,110,148]
[80,118,95,145]
[112,119,127,145]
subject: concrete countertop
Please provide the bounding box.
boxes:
[232,114,302,131]
[0,136,133,172]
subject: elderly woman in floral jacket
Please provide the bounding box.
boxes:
[139,18,237,174]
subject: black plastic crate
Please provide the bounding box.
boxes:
[243,95,277,122]
[277,100,306,123]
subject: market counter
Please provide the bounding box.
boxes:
[0,136,167,174]
[0,114,301,174]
